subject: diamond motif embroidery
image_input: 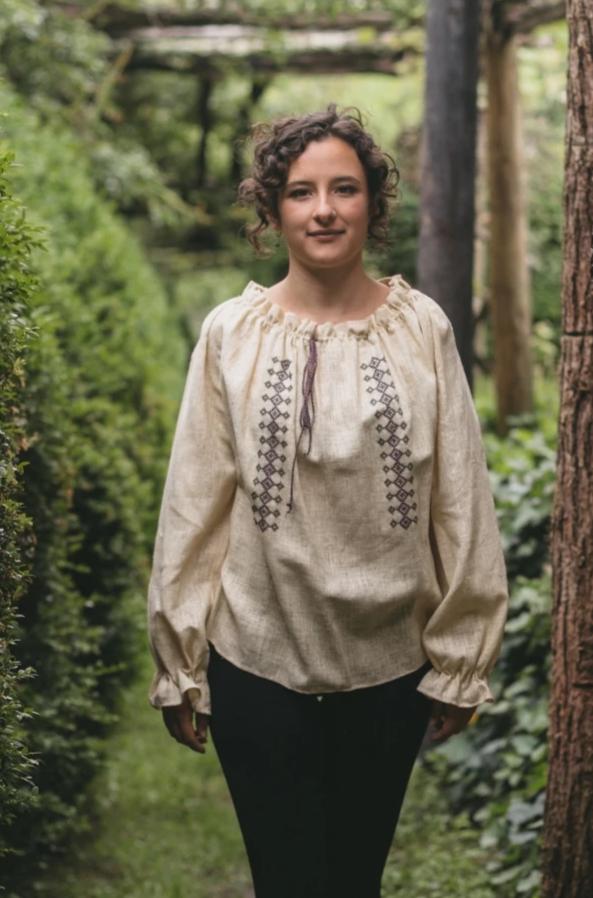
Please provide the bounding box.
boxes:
[360,356,418,530]
[251,357,293,532]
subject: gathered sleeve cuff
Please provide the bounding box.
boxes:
[417,666,494,708]
[148,667,212,716]
[146,305,237,717]
[415,295,509,709]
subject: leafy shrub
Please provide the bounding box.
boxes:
[0,0,109,119]
[0,147,39,863]
[0,84,187,884]
[424,420,556,897]
[484,425,556,580]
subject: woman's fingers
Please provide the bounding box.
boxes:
[178,710,207,754]
[195,712,210,746]
[162,700,210,753]
[428,702,477,743]
[162,707,182,742]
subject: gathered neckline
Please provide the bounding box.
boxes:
[240,273,413,341]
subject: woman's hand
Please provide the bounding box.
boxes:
[427,700,477,743]
[162,694,210,753]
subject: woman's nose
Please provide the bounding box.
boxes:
[313,194,336,221]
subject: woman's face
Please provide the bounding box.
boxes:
[274,136,371,270]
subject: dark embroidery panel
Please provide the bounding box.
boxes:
[251,357,293,532]
[361,355,418,530]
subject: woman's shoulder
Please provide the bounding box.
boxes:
[196,291,248,346]
[390,275,454,347]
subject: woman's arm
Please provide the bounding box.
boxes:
[415,295,509,711]
[147,305,237,726]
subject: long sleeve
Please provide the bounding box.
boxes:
[416,299,509,708]
[147,306,237,716]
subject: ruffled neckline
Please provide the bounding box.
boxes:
[240,273,413,341]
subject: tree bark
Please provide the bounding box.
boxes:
[541,0,593,895]
[417,0,481,385]
[485,22,534,434]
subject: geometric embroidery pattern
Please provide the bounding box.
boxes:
[251,357,293,532]
[360,355,418,530]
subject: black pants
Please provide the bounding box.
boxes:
[207,643,433,898]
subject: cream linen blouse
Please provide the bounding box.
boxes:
[147,273,508,716]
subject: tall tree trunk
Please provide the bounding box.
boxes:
[485,21,533,435]
[417,0,481,386]
[541,1,593,895]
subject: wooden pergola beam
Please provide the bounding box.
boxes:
[57,0,564,36]
[119,42,414,77]
[54,1,420,33]
[504,0,565,34]
[56,1,563,82]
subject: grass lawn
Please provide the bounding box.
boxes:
[22,651,498,898]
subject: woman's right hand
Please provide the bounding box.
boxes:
[162,694,210,754]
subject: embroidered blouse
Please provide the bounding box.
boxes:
[147,273,509,715]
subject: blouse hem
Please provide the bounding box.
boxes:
[207,635,431,697]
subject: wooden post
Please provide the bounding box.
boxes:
[485,18,533,434]
[417,0,482,387]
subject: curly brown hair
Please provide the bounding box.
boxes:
[236,103,400,257]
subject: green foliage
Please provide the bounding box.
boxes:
[484,425,556,580]
[8,649,254,898]
[0,1,198,232]
[0,83,187,882]
[115,0,426,20]
[427,574,550,898]
[384,765,498,897]
[424,417,557,897]
[0,0,110,113]
[0,147,39,862]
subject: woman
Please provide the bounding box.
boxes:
[147,104,508,898]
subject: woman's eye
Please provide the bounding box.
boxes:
[287,185,356,199]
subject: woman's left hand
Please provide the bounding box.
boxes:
[427,701,478,742]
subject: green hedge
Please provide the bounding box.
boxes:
[0,84,186,886]
[0,147,39,864]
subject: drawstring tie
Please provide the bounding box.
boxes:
[287,325,318,513]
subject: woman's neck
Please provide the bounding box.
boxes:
[267,260,390,323]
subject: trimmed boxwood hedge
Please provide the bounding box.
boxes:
[0,146,40,865]
[0,83,187,883]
